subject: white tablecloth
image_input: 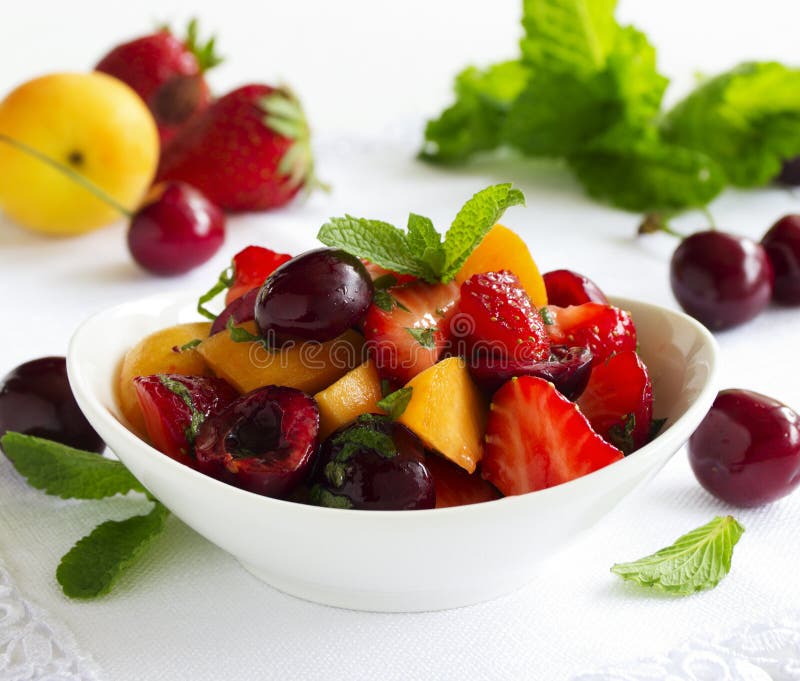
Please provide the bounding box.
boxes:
[3,2,800,678]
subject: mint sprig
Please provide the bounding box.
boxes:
[57,501,169,599]
[2,432,144,499]
[2,432,169,599]
[611,516,744,595]
[317,183,524,283]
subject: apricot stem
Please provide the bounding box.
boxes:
[0,133,133,218]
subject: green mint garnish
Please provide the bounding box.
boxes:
[197,265,234,321]
[332,414,397,462]
[372,274,410,313]
[57,501,169,599]
[317,183,524,283]
[607,412,636,455]
[225,316,272,351]
[539,307,554,325]
[157,375,205,445]
[177,339,202,352]
[377,387,413,420]
[2,432,144,499]
[309,484,354,510]
[611,516,744,595]
[2,433,169,599]
[406,327,437,349]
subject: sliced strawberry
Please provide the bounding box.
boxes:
[453,271,550,362]
[363,280,460,384]
[425,454,500,507]
[482,376,623,495]
[577,351,653,455]
[133,374,239,467]
[544,303,636,367]
[226,245,292,304]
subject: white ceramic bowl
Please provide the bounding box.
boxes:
[68,293,718,612]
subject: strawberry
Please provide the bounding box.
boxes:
[226,245,292,305]
[577,350,653,454]
[156,84,318,211]
[544,303,636,366]
[425,454,500,507]
[363,280,460,384]
[133,374,238,467]
[96,20,221,145]
[482,376,623,495]
[453,271,550,362]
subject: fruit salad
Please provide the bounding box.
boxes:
[118,185,660,510]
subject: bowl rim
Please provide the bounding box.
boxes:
[67,292,719,521]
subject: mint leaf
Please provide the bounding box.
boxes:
[520,0,619,73]
[567,134,726,212]
[421,61,529,163]
[662,62,800,187]
[157,375,205,443]
[406,213,445,280]
[506,15,667,158]
[611,516,744,595]
[406,327,437,349]
[440,183,524,280]
[1,433,144,500]
[504,70,620,157]
[317,216,431,281]
[56,502,169,599]
[178,338,202,352]
[309,485,354,509]
[607,412,636,455]
[317,185,525,283]
[372,274,409,313]
[377,387,413,420]
[332,415,397,461]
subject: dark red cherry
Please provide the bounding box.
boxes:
[255,248,373,344]
[670,231,773,330]
[543,269,609,307]
[0,357,104,453]
[128,182,225,276]
[761,215,800,305]
[310,415,435,510]
[194,386,319,498]
[468,346,593,400]
[688,389,800,507]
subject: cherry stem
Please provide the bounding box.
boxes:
[0,133,133,218]
[702,207,718,230]
[638,212,684,239]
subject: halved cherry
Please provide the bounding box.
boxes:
[194,386,319,498]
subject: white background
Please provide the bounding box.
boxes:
[2,1,800,680]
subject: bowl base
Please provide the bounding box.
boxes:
[237,560,527,613]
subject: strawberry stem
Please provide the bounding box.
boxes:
[0,134,133,218]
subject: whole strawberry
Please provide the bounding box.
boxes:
[156,84,318,211]
[96,20,222,144]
